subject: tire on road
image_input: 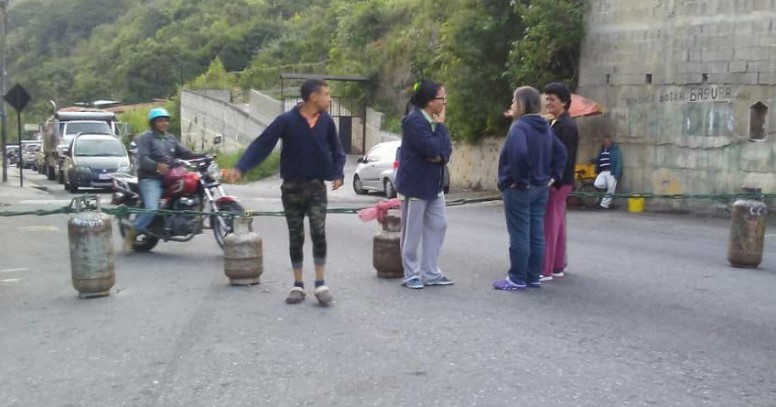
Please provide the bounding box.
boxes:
[212,201,246,249]
[383,178,396,198]
[353,175,367,195]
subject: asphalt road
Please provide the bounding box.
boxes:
[1,169,776,406]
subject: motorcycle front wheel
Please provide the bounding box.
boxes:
[211,201,246,249]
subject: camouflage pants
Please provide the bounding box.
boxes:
[281,179,328,269]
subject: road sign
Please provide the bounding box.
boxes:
[4,83,30,112]
[3,84,32,187]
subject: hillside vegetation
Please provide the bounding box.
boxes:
[7,0,585,141]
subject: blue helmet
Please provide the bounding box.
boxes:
[148,108,170,123]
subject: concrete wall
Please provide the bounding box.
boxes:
[181,89,397,157]
[577,0,776,212]
[448,138,502,192]
[180,90,269,153]
[249,90,283,126]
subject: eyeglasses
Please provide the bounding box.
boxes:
[435,96,447,101]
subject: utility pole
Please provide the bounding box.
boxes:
[0,0,8,183]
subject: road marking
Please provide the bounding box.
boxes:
[0,268,28,273]
[17,226,59,232]
[1,279,20,283]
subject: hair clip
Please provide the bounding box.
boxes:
[413,82,421,92]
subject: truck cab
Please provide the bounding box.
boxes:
[42,110,118,184]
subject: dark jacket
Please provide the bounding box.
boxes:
[595,143,623,178]
[497,114,567,191]
[235,106,346,181]
[395,109,453,200]
[136,130,202,180]
[552,111,579,186]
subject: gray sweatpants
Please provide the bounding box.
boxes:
[400,195,447,283]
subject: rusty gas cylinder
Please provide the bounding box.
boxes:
[68,203,115,299]
[223,216,263,285]
[373,213,403,278]
[727,197,768,268]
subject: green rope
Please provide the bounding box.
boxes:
[0,192,774,218]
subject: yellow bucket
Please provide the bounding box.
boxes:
[628,196,645,213]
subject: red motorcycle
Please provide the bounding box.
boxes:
[111,156,244,252]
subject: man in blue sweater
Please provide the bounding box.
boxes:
[225,79,346,306]
[494,86,567,291]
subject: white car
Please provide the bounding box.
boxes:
[353,140,401,198]
[353,140,450,198]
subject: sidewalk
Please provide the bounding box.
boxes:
[0,170,51,206]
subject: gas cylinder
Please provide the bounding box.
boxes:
[68,201,115,299]
[727,197,768,268]
[373,213,403,278]
[223,216,263,285]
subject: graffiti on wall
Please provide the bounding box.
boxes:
[614,85,742,140]
[682,103,736,137]
[612,102,737,140]
[622,86,743,106]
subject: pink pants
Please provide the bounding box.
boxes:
[542,185,572,277]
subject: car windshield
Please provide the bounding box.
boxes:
[25,144,40,151]
[369,143,399,161]
[66,122,112,136]
[74,138,126,157]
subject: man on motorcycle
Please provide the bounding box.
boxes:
[122,108,207,252]
[224,79,345,306]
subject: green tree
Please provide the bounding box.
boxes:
[507,0,588,88]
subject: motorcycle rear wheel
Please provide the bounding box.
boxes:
[212,201,245,249]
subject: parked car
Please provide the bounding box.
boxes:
[353,140,450,198]
[22,143,41,170]
[63,134,130,193]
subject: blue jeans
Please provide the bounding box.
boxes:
[502,186,549,283]
[133,178,162,233]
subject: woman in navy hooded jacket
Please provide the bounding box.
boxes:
[395,80,454,289]
[493,86,567,291]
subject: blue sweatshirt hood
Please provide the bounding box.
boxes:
[497,114,567,190]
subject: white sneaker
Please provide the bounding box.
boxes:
[540,275,553,282]
[552,271,565,278]
[314,286,333,306]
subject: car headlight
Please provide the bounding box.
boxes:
[76,165,91,173]
[207,162,221,180]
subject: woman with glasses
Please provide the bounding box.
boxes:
[395,80,454,289]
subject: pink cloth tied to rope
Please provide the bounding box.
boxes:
[358,198,401,225]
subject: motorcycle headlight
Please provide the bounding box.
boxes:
[207,162,221,180]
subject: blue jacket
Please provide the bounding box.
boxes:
[395,109,453,200]
[497,114,567,190]
[235,106,346,181]
[595,143,623,178]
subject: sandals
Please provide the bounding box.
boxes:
[285,287,306,304]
